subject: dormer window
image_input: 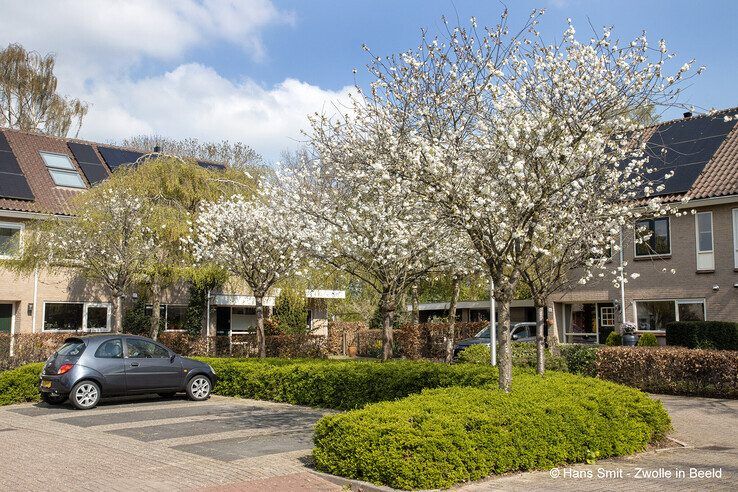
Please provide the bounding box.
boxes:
[40,151,86,189]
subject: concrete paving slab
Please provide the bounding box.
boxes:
[108,408,325,441]
[172,431,314,461]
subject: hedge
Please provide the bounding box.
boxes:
[202,358,499,410]
[665,321,738,350]
[596,346,738,398]
[0,363,43,406]
[559,344,599,376]
[313,371,670,489]
[457,343,567,371]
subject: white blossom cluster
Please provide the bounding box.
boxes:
[46,187,157,297]
[191,194,304,298]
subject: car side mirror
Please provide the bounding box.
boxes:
[170,354,176,363]
[511,334,519,340]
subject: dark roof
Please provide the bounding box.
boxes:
[0,127,226,216]
[639,107,738,202]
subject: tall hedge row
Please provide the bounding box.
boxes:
[665,321,738,350]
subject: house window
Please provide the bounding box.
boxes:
[165,305,187,331]
[144,304,188,331]
[40,151,86,189]
[600,306,615,327]
[695,211,714,271]
[43,302,111,332]
[43,303,84,331]
[635,299,705,331]
[635,217,670,257]
[0,222,23,258]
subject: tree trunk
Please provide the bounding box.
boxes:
[255,295,266,358]
[546,300,561,355]
[113,295,123,333]
[445,277,460,363]
[150,282,162,340]
[535,300,545,375]
[380,291,395,361]
[497,296,513,393]
[411,283,420,325]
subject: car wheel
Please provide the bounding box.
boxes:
[70,381,101,410]
[41,393,67,405]
[186,375,211,401]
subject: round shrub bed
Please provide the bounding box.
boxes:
[313,371,670,490]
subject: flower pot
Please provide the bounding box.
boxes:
[622,333,637,346]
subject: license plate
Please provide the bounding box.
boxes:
[41,380,52,388]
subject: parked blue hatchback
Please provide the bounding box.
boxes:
[39,335,217,410]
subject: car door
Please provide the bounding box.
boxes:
[123,337,182,393]
[92,338,126,395]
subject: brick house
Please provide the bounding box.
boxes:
[0,127,339,344]
[549,107,738,345]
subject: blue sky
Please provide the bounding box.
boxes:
[0,0,736,161]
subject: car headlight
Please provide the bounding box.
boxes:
[208,364,216,375]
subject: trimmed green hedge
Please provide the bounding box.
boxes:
[0,363,43,406]
[457,343,567,371]
[666,321,738,350]
[314,371,670,489]
[559,344,600,376]
[201,357,499,410]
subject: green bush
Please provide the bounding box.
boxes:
[0,363,43,406]
[457,343,567,371]
[559,344,600,376]
[605,331,622,346]
[637,333,659,347]
[201,357,499,410]
[665,321,738,350]
[596,346,738,398]
[314,371,670,489]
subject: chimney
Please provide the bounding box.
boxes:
[683,111,693,119]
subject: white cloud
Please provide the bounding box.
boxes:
[81,64,355,161]
[0,1,351,161]
[0,0,293,66]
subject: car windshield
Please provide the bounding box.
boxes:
[56,340,85,357]
[475,323,497,338]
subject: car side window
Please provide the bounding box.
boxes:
[95,339,123,359]
[126,338,169,358]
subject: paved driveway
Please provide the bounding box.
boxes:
[0,395,341,491]
[1,393,736,491]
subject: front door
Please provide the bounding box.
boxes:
[123,337,182,392]
[0,304,11,334]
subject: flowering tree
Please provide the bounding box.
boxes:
[350,10,698,391]
[8,188,157,333]
[276,129,453,360]
[192,194,303,357]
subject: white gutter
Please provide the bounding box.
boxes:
[32,267,39,333]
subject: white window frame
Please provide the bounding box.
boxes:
[164,304,188,332]
[695,211,714,271]
[0,221,24,259]
[633,298,706,332]
[634,217,672,258]
[42,301,112,332]
[84,302,113,333]
[599,306,615,327]
[39,151,86,189]
[732,208,738,269]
